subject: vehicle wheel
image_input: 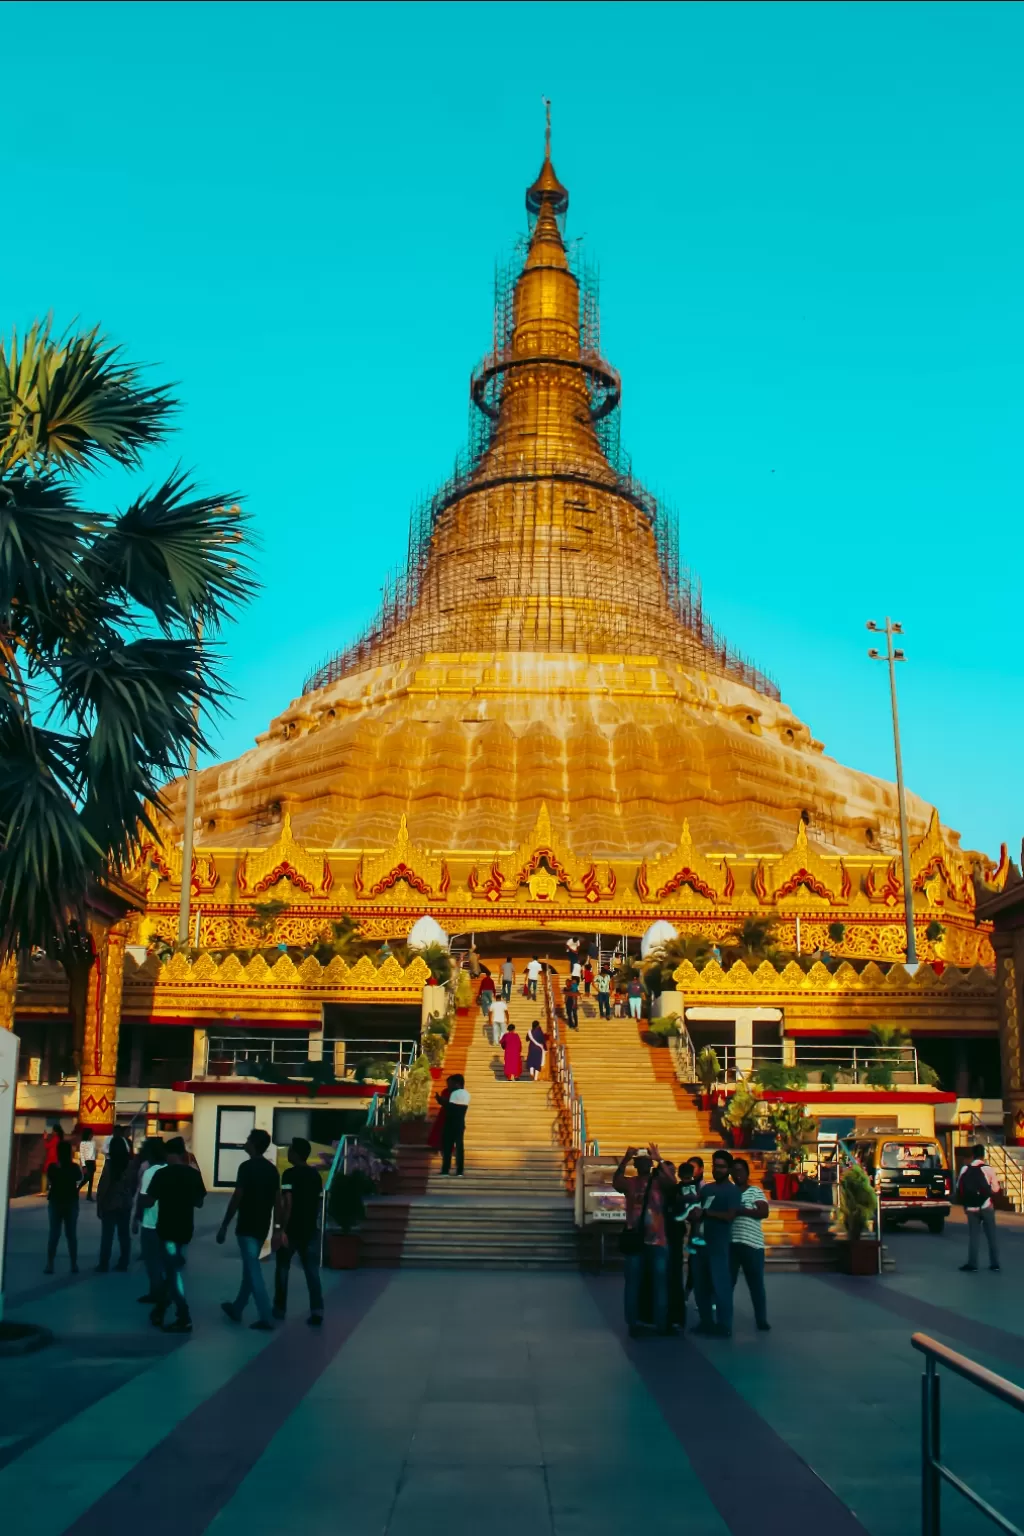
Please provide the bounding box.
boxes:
[926,1216,945,1235]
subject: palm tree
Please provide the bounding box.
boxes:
[0,320,255,1053]
[722,917,780,967]
[643,933,713,989]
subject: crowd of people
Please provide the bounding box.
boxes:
[40,1123,326,1335]
[613,1144,771,1338]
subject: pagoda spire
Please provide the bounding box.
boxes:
[526,98,569,217]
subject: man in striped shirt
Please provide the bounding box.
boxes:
[730,1158,771,1332]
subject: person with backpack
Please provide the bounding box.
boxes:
[957,1145,1001,1272]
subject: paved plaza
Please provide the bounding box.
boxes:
[2,1199,1022,1536]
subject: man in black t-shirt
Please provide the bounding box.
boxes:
[216,1128,281,1331]
[272,1137,324,1326]
[145,1136,206,1333]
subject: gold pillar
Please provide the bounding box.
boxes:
[994,929,1024,1143]
[78,918,128,1134]
[0,957,16,1032]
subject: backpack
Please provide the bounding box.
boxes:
[959,1163,991,1210]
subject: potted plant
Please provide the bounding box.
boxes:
[396,1058,432,1143]
[721,1082,762,1148]
[454,968,473,1016]
[695,1046,721,1109]
[837,1164,880,1274]
[325,1169,374,1269]
[766,1103,815,1199]
[646,1016,680,1047]
[421,1030,447,1079]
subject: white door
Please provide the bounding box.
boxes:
[215,1106,255,1187]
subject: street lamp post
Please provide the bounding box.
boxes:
[867,618,917,967]
[177,620,203,950]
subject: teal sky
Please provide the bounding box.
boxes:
[5,1,1021,860]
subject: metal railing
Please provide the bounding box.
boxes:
[704,1042,920,1085]
[204,1035,418,1079]
[669,1022,699,1083]
[914,1332,1024,1535]
[956,1112,1024,1213]
[546,967,598,1156]
[318,1093,381,1267]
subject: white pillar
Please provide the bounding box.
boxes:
[422,985,448,1028]
[191,1028,208,1079]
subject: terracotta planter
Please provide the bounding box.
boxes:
[456,1006,470,1017]
[837,1238,880,1275]
[398,1119,428,1146]
[429,1066,443,1081]
[773,1172,800,1201]
[325,1232,361,1270]
[729,1126,750,1148]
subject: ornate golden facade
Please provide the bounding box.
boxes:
[128,143,1002,973]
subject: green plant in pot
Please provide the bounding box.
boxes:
[325,1168,374,1269]
[722,1082,762,1148]
[416,942,452,985]
[647,1016,680,1045]
[766,1103,816,1198]
[695,1046,721,1107]
[424,1012,452,1042]
[838,1163,880,1274]
[396,1058,432,1142]
[454,968,473,1011]
[421,1031,447,1069]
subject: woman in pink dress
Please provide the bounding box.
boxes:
[500,1023,523,1081]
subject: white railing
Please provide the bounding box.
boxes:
[704,1041,921,1085]
[958,1112,1024,1213]
[669,1023,699,1083]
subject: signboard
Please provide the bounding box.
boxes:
[0,1029,18,1320]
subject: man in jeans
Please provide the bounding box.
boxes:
[729,1157,771,1331]
[500,956,515,1003]
[958,1145,1001,1272]
[526,955,542,1001]
[145,1136,206,1333]
[596,966,612,1020]
[272,1137,324,1326]
[612,1144,675,1336]
[217,1128,281,1330]
[692,1150,742,1337]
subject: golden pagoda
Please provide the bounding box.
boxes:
[132,133,1005,966]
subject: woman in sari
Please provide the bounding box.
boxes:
[499,1023,522,1081]
[525,1021,547,1081]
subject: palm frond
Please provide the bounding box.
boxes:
[83,471,255,632]
[0,320,177,475]
[0,470,96,621]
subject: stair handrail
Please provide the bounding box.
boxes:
[669,1021,699,1084]
[957,1111,1024,1212]
[544,964,597,1156]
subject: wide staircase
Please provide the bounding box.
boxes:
[558,975,716,1164]
[360,985,578,1269]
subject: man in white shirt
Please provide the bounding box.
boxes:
[500,956,515,1002]
[571,959,583,981]
[957,1145,1001,1272]
[489,994,509,1045]
[78,1134,98,1201]
[526,956,542,1001]
[133,1138,169,1303]
[440,1075,471,1177]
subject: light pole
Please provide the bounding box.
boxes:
[867,617,917,967]
[176,619,203,950]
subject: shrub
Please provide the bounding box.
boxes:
[354,1057,396,1083]
[766,1103,816,1170]
[753,1062,808,1092]
[696,1046,721,1090]
[840,1164,877,1241]
[647,1016,681,1042]
[455,969,473,1008]
[425,1012,452,1042]
[918,1061,941,1088]
[396,1060,432,1120]
[421,1032,446,1067]
[865,1062,895,1089]
[328,1170,374,1232]
[416,942,452,985]
[722,1083,763,1133]
[820,1064,838,1090]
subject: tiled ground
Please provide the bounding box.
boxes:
[2,1197,1022,1535]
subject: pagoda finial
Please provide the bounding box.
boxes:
[527,99,568,217]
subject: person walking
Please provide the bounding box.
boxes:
[272,1137,325,1325]
[145,1136,206,1333]
[500,956,515,1003]
[44,1141,80,1274]
[596,965,612,1019]
[613,1144,675,1336]
[691,1150,742,1337]
[958,1144,1002,1272]
[41,1123,63,1196]
[525,1020,547,1080]
[477,970,495,1020]
[526,955,542,1001]
[440,1074,470,1176]
[133,1137,167,1304]
[500,1022,523,1081]
[582,961,594,996]
[77,1131,98,1201]
[217,1128,281,1330]
[564,975,580,1030]
[729,1157,771,1331]
[488,992,509,1046]
[626,975,644,1021]
[95,1131,135,1272]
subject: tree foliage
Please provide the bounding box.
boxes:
[0,319,255,961]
